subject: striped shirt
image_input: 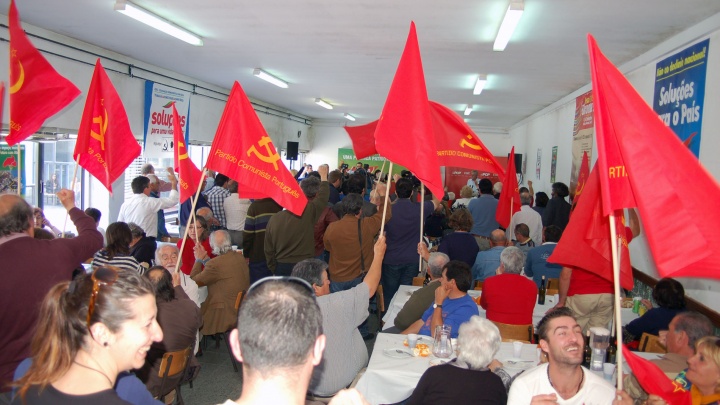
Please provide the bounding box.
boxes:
[92,250,145,274]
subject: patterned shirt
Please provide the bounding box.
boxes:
[203,186,231,228]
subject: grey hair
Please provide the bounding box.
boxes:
[127,222,145,238]
[500,246,524,274]
[291,259,327,287]
[520,191,532,205]
[155,244,180,268]
[210,230,233,255]
[146,174,159,184]
[493,182,503,194]
[141,163,154,175]
[457,316,501,369]
[300,176,321,199]
[674,311,713,350]
[427,252,450,279]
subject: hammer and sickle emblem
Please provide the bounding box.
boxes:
[247,136,280,170]
[177,141,189,160]
[459,134,483,151]
[9,51,24,94]
[91,109,108,151]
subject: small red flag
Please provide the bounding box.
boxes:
[206,81,307,216]
[495,147,521,228]
[589,35,720,279]
[373,22,444,199]
[172,104,203,203]
[623,345,691,404]
[6,0,80,146]
[344,121,378,160]
[574,151,590,201]
[74,59,140,193]
[547,165,634,290]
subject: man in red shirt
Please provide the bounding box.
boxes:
[480,246,538,325]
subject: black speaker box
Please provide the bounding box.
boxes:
[286,141,299,160]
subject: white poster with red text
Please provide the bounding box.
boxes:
[143,81,191,160]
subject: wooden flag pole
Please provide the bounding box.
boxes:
[418,183,425,275]
[378,160,387,183]
[379,162,394,235]
[16,145,21,196]
[175,168,207,276]
[60,156,80,238]
[509,197,514,230]
[608,211,624,391]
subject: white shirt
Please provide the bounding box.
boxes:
[117,190,179,238]
[223,193,252,231]
[507,205,543,246]
[507,363,616,405]
[466,178,479,196]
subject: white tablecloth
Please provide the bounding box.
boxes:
[355,333,540,405]
[382,285,639,331]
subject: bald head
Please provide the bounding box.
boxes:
[0,194,33,237]
[490,229,506,246]
[197,207,214,222]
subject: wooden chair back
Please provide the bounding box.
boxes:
[474,280,484,291]
[376,285,385,313]
[412,277,425,287]
[639,333,667,353]
[491,321,534,343]
[156,346,193,398]
[234,290,246,310]
[547,278,560,290]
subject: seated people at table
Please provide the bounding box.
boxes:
[624,311,713,403]
[155,244,200,308]
[402,261,479,339]
[406,316,507,405]
[394,249,450,331]
[480,246,538,325]
[291,235,386,398]
[471,229,506,282]
[511,223,535,255]
[622,277,687,343]
[92,222,146,274]
[435,208,478,267]
[507,308,618,404]
[129,223,156,267]
[524,225,562,288]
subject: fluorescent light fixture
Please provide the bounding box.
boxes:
[473,75,488,95]
[493,0,524,51]
[343,113,356,121]
[464,106,473,116]
[114,0,203,46]
[315,98,333,110]
[253,69,288,88]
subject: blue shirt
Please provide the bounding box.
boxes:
[468,194,499,237]
[471,246,505,282]
[524,243,563,287]
[418,294,479,338]
[384,199,434,265]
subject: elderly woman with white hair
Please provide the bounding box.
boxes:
[406,316,507,404]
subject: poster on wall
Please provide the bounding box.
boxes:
[570,91,594,201]
[536,148,541,179]
[0,144,23,194]
[550,146,558,183]
[653,39,709,157]
[143,81,191,160]
[337,148,406,177]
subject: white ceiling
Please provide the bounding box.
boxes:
[5,0,720,131]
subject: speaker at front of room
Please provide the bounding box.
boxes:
[286,141,299,161]
[507,153,522,173]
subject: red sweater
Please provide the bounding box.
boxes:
[480,273,538,325]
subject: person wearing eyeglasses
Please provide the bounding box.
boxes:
[12,266,163,404]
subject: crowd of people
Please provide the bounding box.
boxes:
[1,161,718,405]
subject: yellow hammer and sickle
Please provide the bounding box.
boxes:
[459,134,483,151]
[9,59,24,94]
[91,108,108,151]
[247,136,280,170]
[178,141,189,160]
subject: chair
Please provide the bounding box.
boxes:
[156,346,193,404]
[547,278,560,290]
[491,321,534,343]
[545,288,559,296]
[375,285,385,326]
[412,277,425,287]
[474,280,483,291]
[639,333,667,353]
[234,290,245,310]
[203,290,246,373]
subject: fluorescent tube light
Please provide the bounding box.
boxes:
[343,113,356,121]
[473,75,488,95]
[252,69,288,88]
[114,0,203,46]
[315,98,333,110]
[464,106,473,116]
[493,0,524,51]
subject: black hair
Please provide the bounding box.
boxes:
[444,260,472,292]
[131,176,150,194]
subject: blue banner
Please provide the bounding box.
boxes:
[653,39,709,157]
[143,81,192,160]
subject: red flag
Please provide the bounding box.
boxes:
[373,22,444,199]
[206,81,307,215]
[344,121,378,160]
[172,104,203,203]
[6,0,80,146]
[574,151,590,202]
[623,345,691,404]
[589,35,720,279]
[495,147,521,228]
[547,165,634,290]
[73,59,140,193]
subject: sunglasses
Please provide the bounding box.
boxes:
[247,276,315,297]
[86,266,119,328]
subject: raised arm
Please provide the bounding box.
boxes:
[362,235,386,297]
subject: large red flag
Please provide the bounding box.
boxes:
[344,122,378,160]
[495,147,520,228]
[623,345,691,404]
[6,0,80,146]
[172,104,203,203]
[589,35,720,279]
[373,22,444,198]
[206,81,307,216]
[73,59,140,192]
[547,165,634,290]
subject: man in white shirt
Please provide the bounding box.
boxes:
[466,170,479,196]
[506,191,543,246]
[118,175,179,239]
[223,180,251,247]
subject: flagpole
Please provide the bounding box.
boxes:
[60,157,80,238]
[418,182,425,275]
[379,162,394,235]
[16,145,21,196]
[378,160,386,184]
[175,168,207,276]
[509,196,513,230]
[608,211,623,391]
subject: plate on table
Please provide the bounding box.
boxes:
[383,348,414,359]
[503,358,536,370]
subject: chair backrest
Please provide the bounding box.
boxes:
[547,278,560,290]
[412,277,425,287]
[639,333,667,353]
[545,288,559,296]
[491,320,534,343]
[376,285,385,313]
[474,280,483,291]
[235,290,246,310]
[156,346,193,398]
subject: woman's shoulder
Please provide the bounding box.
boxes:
[14,385,130,405]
